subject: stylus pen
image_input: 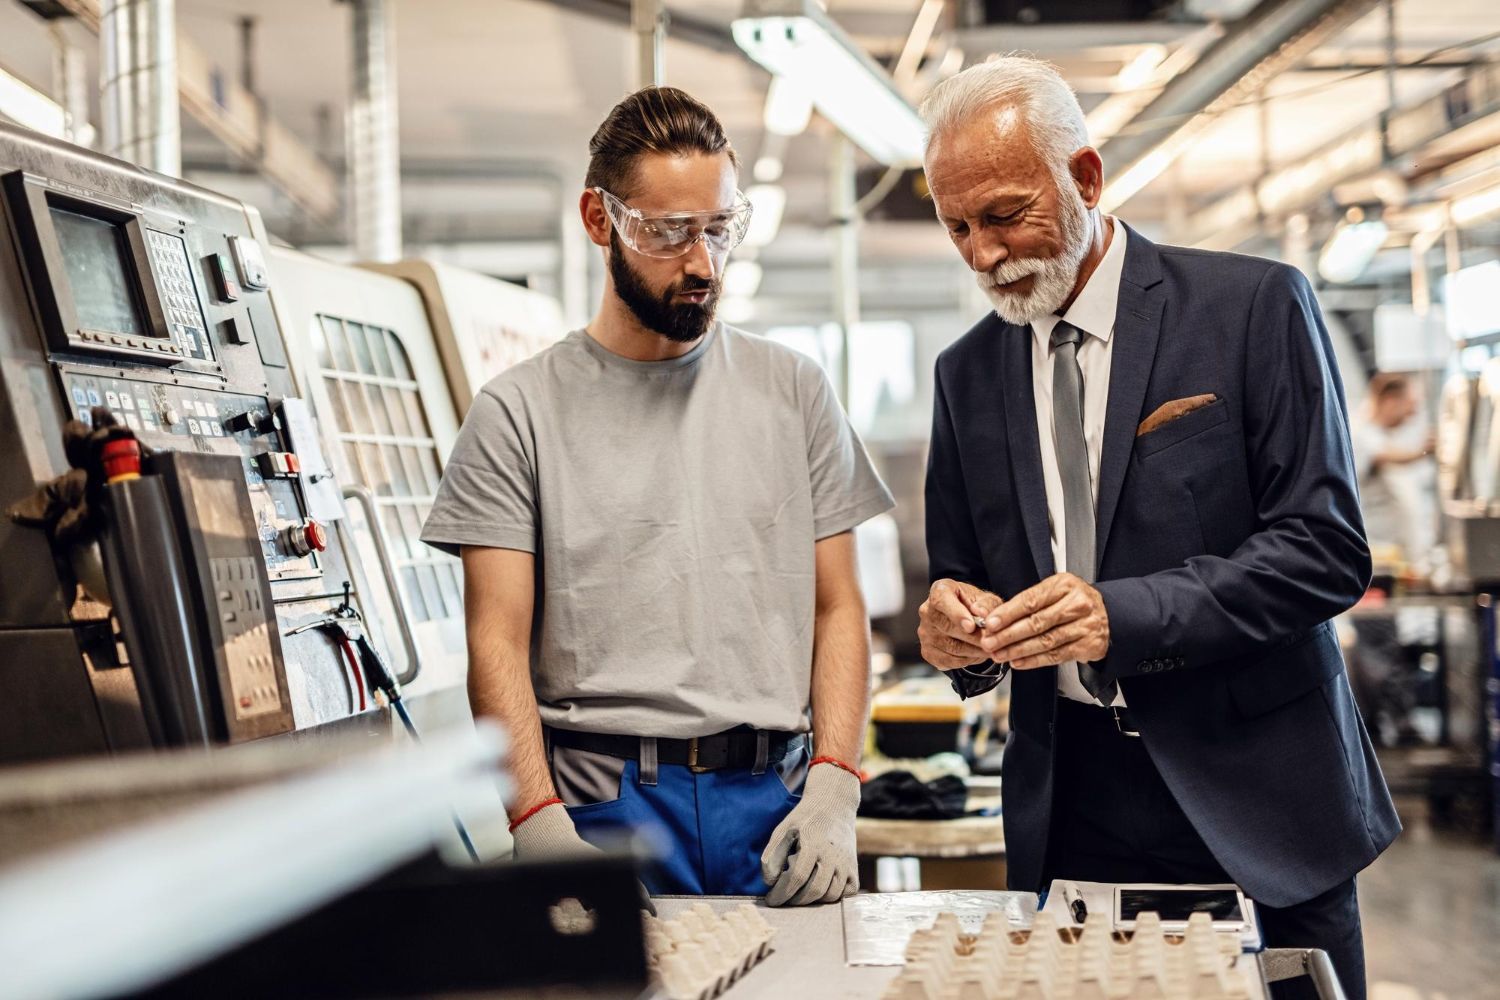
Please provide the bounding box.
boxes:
[1061,883,1087,924]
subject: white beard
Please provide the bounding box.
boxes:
[976,181,1093,327]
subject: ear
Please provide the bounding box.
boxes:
[580,189,612,249]
[1070,147,1105,211]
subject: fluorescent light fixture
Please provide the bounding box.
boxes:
[0,67,66,138]
[734,0,925,166]
[763,76,813,136]
[1099,145,1177,213]
[724,260,764,298]
[1452,181,1500,227]
[1445,261,1500,340]
[1117,45,1167,90]
[719,296,756,324]
[743,184,786,248]
[753,155,784,183]
[1317,210,1388,284]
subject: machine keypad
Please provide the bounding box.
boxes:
[146,230,211,362]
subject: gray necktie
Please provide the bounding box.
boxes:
[1049,321,1117,705]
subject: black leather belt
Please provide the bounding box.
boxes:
[1059,697,1141,737]
[545,726,805,772]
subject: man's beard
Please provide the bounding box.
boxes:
[609,232,720,343]
[975,174,1093,327]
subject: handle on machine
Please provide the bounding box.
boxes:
[341,483,421,685]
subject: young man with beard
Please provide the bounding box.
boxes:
[420,87,893,904]
[914,58,1395,999]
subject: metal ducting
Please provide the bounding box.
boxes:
[1098,0,1381,182]
[99,0,180,175]
[347,0,403,263]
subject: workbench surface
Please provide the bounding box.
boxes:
[649,896,898,999]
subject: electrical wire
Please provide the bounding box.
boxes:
[387,695,482,864]
[336,634,367,712]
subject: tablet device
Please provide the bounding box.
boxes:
[1112,884,1249,932]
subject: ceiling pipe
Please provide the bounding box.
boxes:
[1097,0,1381,209]
[346,0,403,263]
[99,0,180,175]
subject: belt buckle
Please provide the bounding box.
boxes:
[1110,707,1141,738]
[687,737,711,773]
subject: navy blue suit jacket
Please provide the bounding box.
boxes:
[926,225,1399,908]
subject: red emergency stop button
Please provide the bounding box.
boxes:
[282,519,328,558]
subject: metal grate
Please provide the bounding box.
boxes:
[314,314,462,625]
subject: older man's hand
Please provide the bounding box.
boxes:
[979,573,1109,669]
[918,579,1005,671]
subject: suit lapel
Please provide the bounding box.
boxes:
[999,318,1055,580]
[1094,225,1165,568]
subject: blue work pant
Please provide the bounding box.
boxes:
[555,747,807,895]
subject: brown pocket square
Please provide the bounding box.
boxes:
[1137,394,1219,437]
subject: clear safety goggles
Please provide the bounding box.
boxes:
[595,187,753,259]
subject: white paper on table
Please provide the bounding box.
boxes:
[840,890,1038,966]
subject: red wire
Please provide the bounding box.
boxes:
[337,635,366,712]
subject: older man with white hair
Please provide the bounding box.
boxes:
[915,56,1397,1000]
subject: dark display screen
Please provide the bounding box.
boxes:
[1118,888,1244,923]
[49,206,150,338]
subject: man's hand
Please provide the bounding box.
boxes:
[918,579,1004,671]
[511,802,656,915]
[760,764,861,906]
[979,573,1109,669]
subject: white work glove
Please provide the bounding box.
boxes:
[760,763,861,906]
[511,801,656,915]
[510,801,598,860]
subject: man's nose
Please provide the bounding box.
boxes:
[969,229,1008,274]
[682,237,717,279]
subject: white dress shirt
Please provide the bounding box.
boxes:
[1028,218,1127,707]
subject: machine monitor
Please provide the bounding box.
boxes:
[2,170,213,366]
[49,206,151,340]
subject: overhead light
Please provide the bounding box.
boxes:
[1446,261,1500,340]
[763,76,813,136]
[724,260,764,298]
[753,155,784,183]
[0,67,66,138]
[1452,181,1500,227]
[743,184,786,248]
[719,296,756,324]
[1317,207,1388,284]
[1116,45,1167,90]
[734,0,925,166]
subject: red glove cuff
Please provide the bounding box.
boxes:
[810,755,862,780]
[509,796,563,832]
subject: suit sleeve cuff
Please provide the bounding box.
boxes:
[1095,577,1191,678]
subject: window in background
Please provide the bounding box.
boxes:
[763,320,916,436]
[312,313,462,626]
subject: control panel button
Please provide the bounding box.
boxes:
[255,451,299,478]
[281,519,327,558]
[208,252,241,302]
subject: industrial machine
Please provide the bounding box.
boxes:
[267,246,468,696]
[364,258,567,412]
[0,122,394,761]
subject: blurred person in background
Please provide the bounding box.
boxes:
[1346,372,1437,744]
[913,56,1396,1000]
[421,87,893,905]
[1350,372,1436,576]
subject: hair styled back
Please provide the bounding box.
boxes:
[586,86,739,198]
[920,55,1089,181]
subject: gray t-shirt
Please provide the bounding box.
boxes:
[420,322,894,737]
